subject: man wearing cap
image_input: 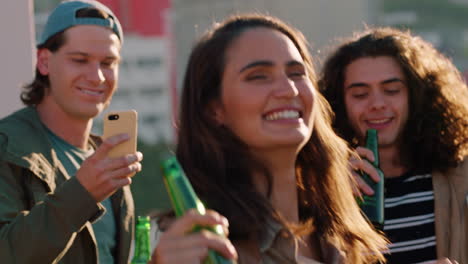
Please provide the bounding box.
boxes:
[0,1,143,263]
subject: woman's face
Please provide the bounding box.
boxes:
[213,27,315,154]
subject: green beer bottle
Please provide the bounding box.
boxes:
[161,157,235,264]
[131,216,151,264]
[359,129,384,229]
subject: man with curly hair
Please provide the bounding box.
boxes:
[319,27,468,264]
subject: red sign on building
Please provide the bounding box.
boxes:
[98,0,170,37]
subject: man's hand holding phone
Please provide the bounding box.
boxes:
[76,133,143,202]
[76,110,143,202]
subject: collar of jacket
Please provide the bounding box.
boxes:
[258,216,346,263]
[0,107,100,190]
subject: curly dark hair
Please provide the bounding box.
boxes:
[21,7,111,106]
[319,27,468,173]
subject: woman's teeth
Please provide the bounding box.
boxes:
[367,118,391,124]
[264,110,300,121]
[80,89,102,96]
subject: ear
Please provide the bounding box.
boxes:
[36,49,51,75]
[208,100,226,126]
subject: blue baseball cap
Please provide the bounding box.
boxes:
[37,0,123,46]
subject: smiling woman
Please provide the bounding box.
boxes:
[214,27,314,152]
[151,14,388,264]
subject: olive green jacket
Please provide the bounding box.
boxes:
[433,158,468,264]
[0,107,135,264]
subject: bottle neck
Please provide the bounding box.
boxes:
[132,222,151,262]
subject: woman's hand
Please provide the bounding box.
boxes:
[349,147,380,196]
[150,209,238,264]
[430,258,459,264]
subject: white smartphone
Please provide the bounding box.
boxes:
[103,110,138,158]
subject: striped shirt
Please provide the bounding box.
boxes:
[383,172,437,264]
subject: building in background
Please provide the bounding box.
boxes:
[9,0,379,144]
[33,0,175,144]
[109,36,174,143]
[4,0,467,144]
[172,0,380,89]
[9,0,467,215]
[91,0,175,144]
[379,0,468,82]
[25,0,382,214]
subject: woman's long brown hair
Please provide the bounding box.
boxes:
[176,14,387,263]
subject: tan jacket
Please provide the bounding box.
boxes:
[233,218,345,264]
[433,158,468,264]
[156,213,345,264]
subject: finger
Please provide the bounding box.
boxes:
[113,176,132,188]
[355,146,375,162]
[166,231,237,260]
[158,247,208,264]
[92,133,130,160]
[360,160,381,183]
[153,241,207,264]
[194,230,237,260]
[350,153,380,183]
[99,152,143,172]
[154,227,237,263]
[350,171,363,196]
[438,258,459,264]
[107,162,142,179]
[349,157,362,171]
[98,177,132,197]
[354,173,374,195]
[435,259,449,264]
[200,230,237,260]
[165,210,228,237]
[222,224,229,237]
[204,209,228,223]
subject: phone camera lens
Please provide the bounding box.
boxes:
[108,114,119,121]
